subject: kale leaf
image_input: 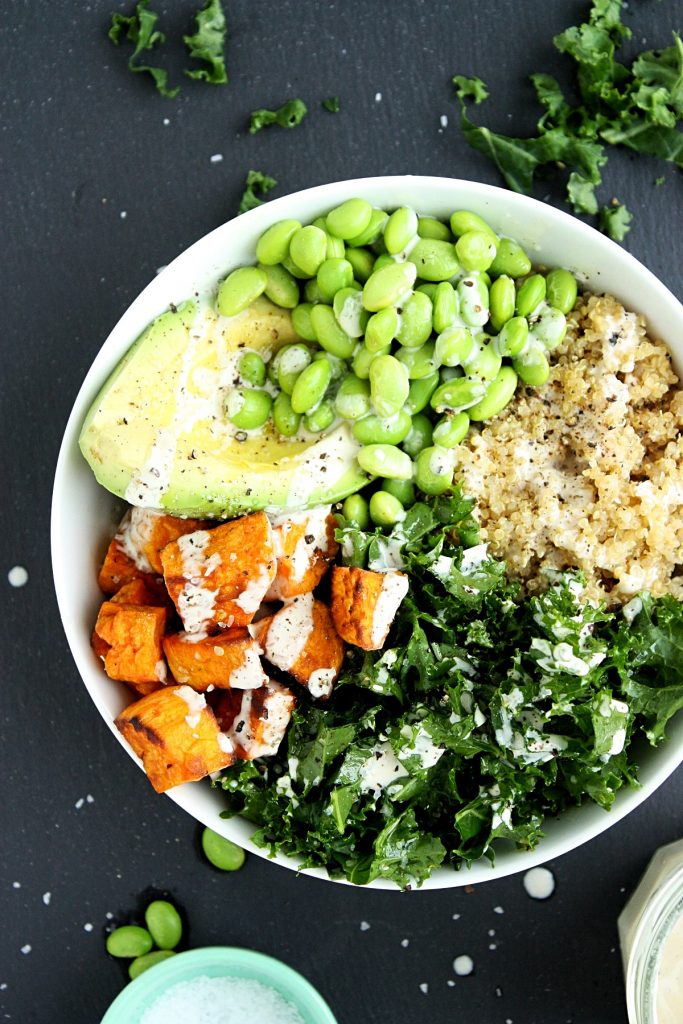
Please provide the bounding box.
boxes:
[249,99,308,134]
[237,170,277,214]
[108,0,179,98]
[322,97,341,113]
[183,0,228,84]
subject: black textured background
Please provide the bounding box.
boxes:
[2,1,682,1021]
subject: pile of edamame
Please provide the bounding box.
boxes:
[217,200,578,527]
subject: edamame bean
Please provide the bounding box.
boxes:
[201,827,246,871]
[515,274,546,317]
[225,387,272,429]
[346,208,389,247]
[106,925,153,959]
[545,268,578,315]
[256,219,301,265]
[304,400,336,433]
[396,290,433,348]
[289,225,328,276]
[369,354,410,417]
[417,216,452,241]
[432,411,470,447]
[489,275,516,331]
[362,261,417,311]
[216,266,267,317]
[530,305,567,350]
[144,901,183,951]
[455,230,498,272]
[415,445,457,495]
[291,358,332,413]
[335,374,372,420]
[303,278,325,303]
[258,262,299,309]
[272,392,302,436]
[463,340,502,381]
[396,342,438,380]
[345,247,375,283]
[369,490,405,526]
[128,951,176,981]
[353,410,412,445]
[402,413,433,457]
[291,302,317,341]
[365,307,399,352]
[326,198,373,240]
[435,325,475,367]
[282,253,312,279]
[357,444,413,481]
[353,343,387,379]
[317,258,354,301]
[489,238,532,279]
[384,207,419,255]
[432,281,459,334]
[310,304,356,358]
[333,287,367,338]
[468,365,519,421]
[313,349,345,380]
[449,210,498,243]
[342,493,370,528]
[408,238,461,282]
[512,344,550,386]
[239,351,266,387]
[381,478,415,506]
[324,232,346,260]
[405,373,439,415]
[495,316,529,357]
[457,275,490,328]
[430,376,488,413]
[277,343,311,394]
[416,282,438,301]
[373,253,395,272]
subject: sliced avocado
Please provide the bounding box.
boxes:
[79,296,367,517]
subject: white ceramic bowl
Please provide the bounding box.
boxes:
[52,175,683,889]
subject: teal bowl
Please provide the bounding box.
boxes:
[100,947,339,1024]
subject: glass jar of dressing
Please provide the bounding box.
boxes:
[619,839,683,1024]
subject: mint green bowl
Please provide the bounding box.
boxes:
[100,947,339,1024]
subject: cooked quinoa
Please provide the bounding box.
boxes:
[457,293,683,605]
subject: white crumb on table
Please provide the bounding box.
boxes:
[20,945,31,955]
[453,955,474,976]
[523,866,555,900]
[8,566,28,587]
[359,920,371,931]
[42,893,51,906]
[419,983,429,994]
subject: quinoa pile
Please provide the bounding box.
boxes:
[457,293,683,605]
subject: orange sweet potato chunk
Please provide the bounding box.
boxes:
[260,594,345,699]
[162,630,267,692]
[267,509,339,600]
[97,536,159,595]
[140,513,209,574]
[94,602,168,694]
[330,566,409,651]
[160,512,276,634]
[216,680,297,760]
[115,685,235,792]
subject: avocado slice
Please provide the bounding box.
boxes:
[79,297,367,517]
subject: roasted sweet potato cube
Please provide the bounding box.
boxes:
[135,510,209,573]
[330,566,409,651]
[110,578,167,607]
[260,593,345,699]
[219,680,297,760]
[115,685,235,792]
[162,630,267,692]
[98,508,205,594]
[97,535,159,595]
[160,512,276,635]
[95,602,168,692]
[91,628,110,663]
[266,507,339,600]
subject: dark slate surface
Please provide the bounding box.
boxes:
[1,0,682,1021]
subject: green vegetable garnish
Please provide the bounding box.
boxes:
[452,0,683,240]
[599,201,633,241]
[237,170,277,215]
[108,0,178,98]
[249,98,308,134]
[216,492,683,889]
[322,96,341,113]
[183,0,228,84]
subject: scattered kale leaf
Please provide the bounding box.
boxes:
[108,0,179,98]
[322,96,341,113]
[237,170,277,214]
[452,0,683,241]
[249,98,308,134]
[183,0,228,84]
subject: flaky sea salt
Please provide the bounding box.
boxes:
[140,976,305,1024]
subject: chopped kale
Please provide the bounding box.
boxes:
[183,0,228,84]
[108,0,178,98]
[599,201,633,240]
[237,170,277,214]
[249,98,308,134]
[322,97,341,113]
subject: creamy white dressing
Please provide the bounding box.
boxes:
[460,543,489,573]
[397,725,445,769]
[234,560,274,614]
[115,507,163,573]
[176,531,220,634]
[285,422,362,507]
[371,572,409,647]
[267,506,332,596]
[225,682,294,758]
[264,593,315,672]
[360,742,407,797]
[228,644,268,690]
[367,537,405,572]
[337,291,366,337]
[173,685,206,720]
[308,667,336,699]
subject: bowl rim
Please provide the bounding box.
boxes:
[99,945,338,1024]
[52,174,683,891]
